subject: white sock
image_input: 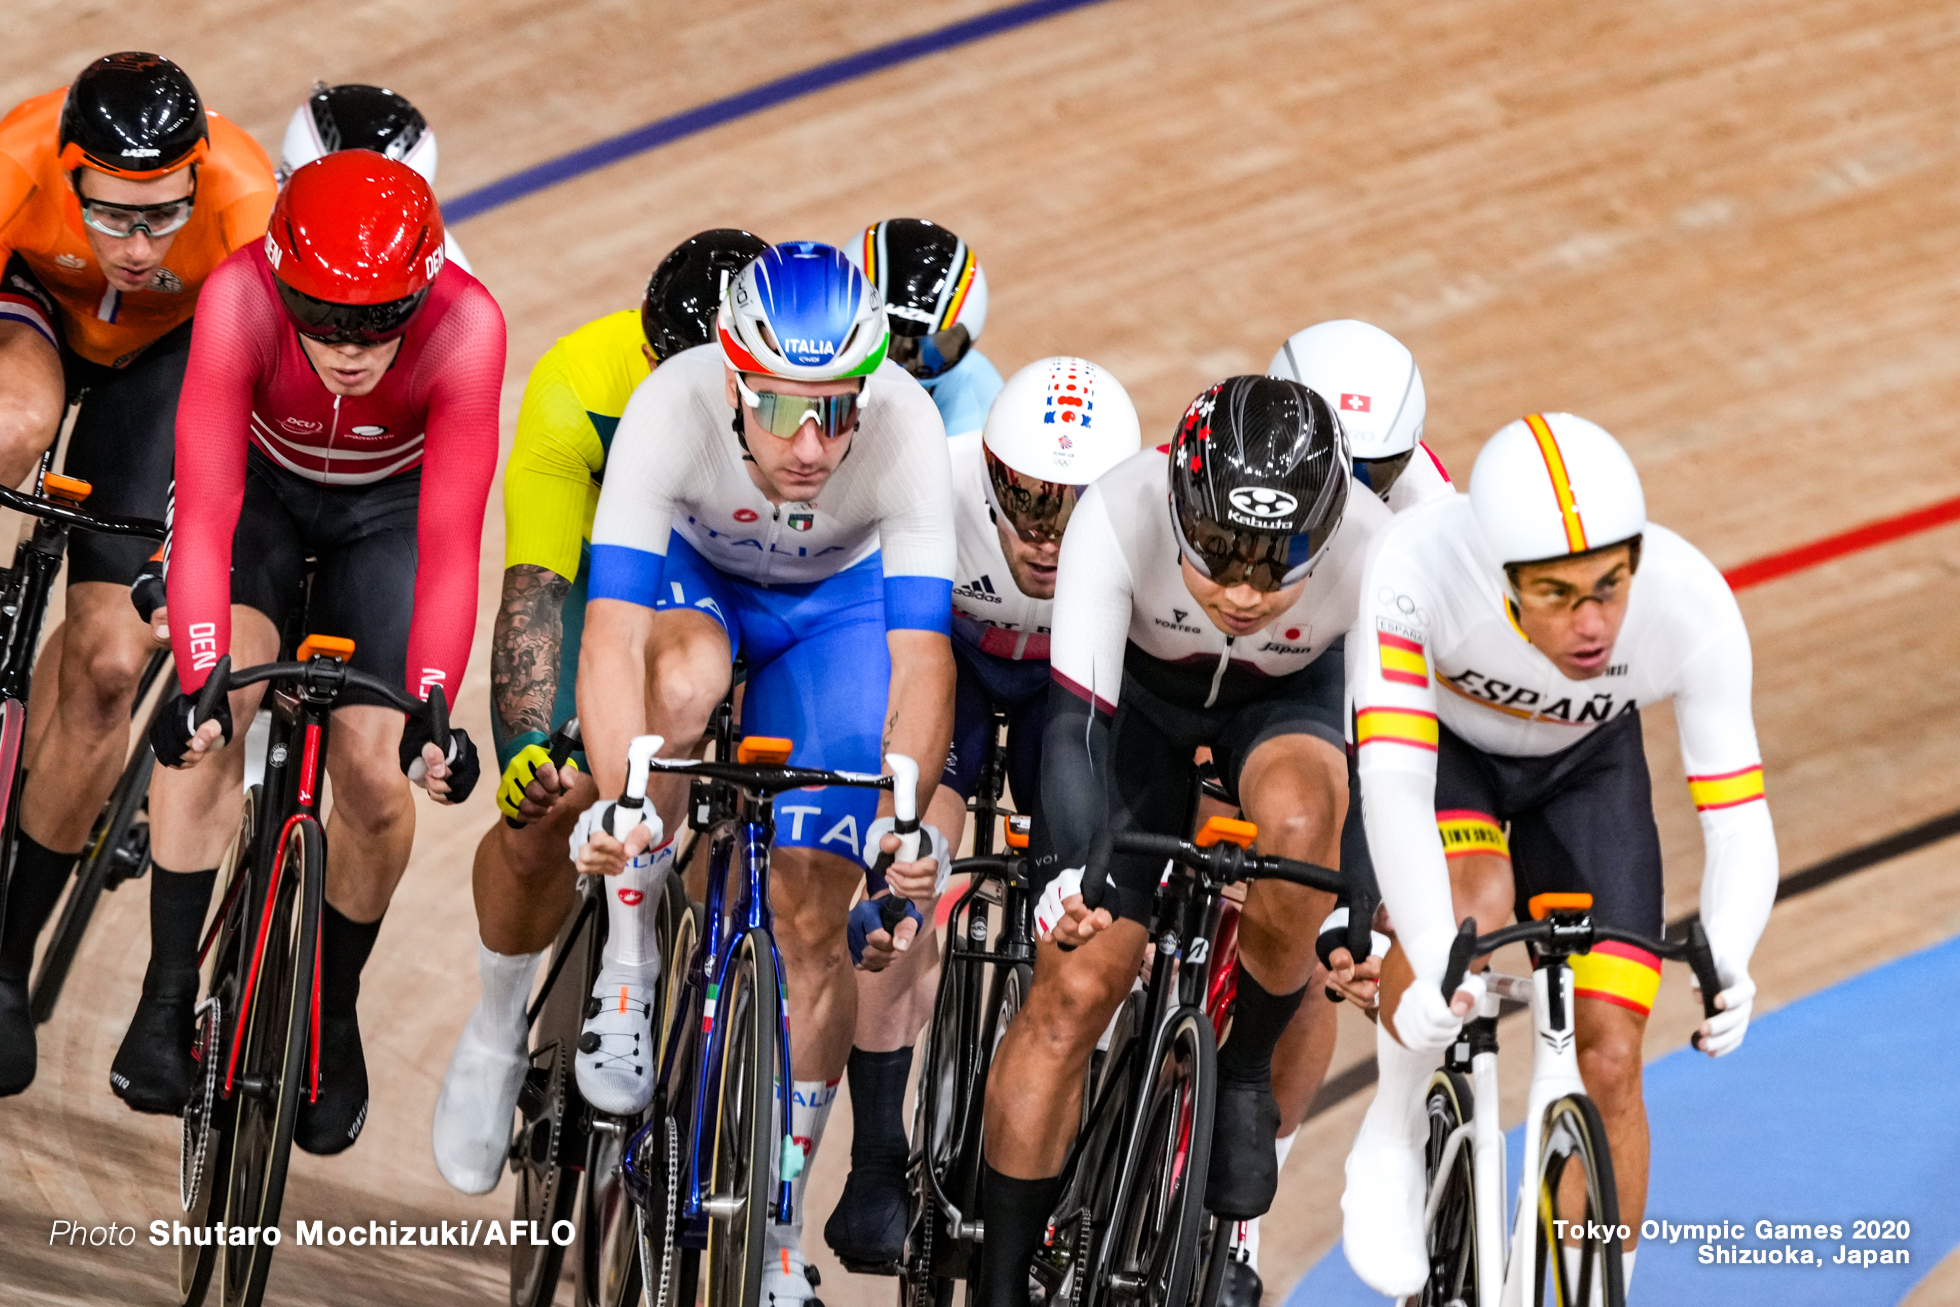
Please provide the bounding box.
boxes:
[1274,1129,1298,1172]
[1360,1021,1432,1146]
[601,840,674,972]
[1623,1247,1637,1298]
[468,943,544,1048]
[769,1078,838,1257]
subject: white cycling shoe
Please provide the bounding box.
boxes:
[1341,1131,1431,1296]
[763,1221,822,1307]
[576,966,658,1115]
[432,1008,529,1194]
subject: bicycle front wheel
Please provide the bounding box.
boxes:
[1533,1094,1622,1307]
[704,928,782,1307]
[1416,1070,1479,1307]
[219,813,324,1307]
[1103,1006,1215,1307]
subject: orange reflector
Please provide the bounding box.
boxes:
[1004,814,1031,850]
[1529,892,1594,920]
[736,736,793,765]
[1195,816,1258,849]
[42,474,91,504]
[296,634,357,663]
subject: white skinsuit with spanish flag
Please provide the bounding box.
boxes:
[1346,493,1779,993]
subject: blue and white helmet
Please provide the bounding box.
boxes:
[718,241,889,382]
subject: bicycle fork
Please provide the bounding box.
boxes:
[1499,962,1584,1307]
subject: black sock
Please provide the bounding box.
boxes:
[0,834,81,982]
[319,905,382,1019]
[976,1163,1063,1307]
[146,865,219,978]
[1216,970,1308,1087]
[847,1046,913,1171]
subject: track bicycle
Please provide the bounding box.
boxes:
[619,732,922,1307]
[1039,820,1348,1307]
[503,719,698,1307]
[176,645,456,1307]
[0,455,165,970]
[889,705,1037,1302]
[1410,894,1723,1307]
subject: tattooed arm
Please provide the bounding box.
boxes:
[490,563,573,764]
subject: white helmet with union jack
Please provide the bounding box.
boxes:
[1469,413,1646,567]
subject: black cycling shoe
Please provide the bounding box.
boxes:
[824,1157,909,1270]
[0,977,36,1096]
[1204,1081,1282,1220]
[295,1010,368,1155]
[109,966,200,1114]
[1220,1258,1264,1307]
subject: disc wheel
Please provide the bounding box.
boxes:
[1533,1095,1622,1307]
[1102,1008,1214,1307]
[581,881,697,1307]
[703,929,781,1307]
[218,813,324,1307]
[1415,1070,1479,1307]
[177,789,256,1307]
[511,887,595,1307]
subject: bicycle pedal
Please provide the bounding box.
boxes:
[834,1257,899,1278]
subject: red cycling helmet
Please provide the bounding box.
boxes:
[265,151,446,344]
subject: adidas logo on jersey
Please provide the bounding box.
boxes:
[954,575,1003,604]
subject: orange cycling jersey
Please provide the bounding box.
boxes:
[0,87,276,368]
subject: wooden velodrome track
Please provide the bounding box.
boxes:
[4,0,1960,1302]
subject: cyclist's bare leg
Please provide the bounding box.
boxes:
[319,705,421,922]
[0,320,64,488]
[1572,997,1648,1253]
[19,583,160,852]
[984,921,1149,1175]
[20,620,61,763]
[470,768,594,955]
[771,844,870,1081]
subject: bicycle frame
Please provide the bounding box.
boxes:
[1432,961,1583,1306]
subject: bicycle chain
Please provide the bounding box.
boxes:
[653,1114,678,1307]
[179,994,221,1213]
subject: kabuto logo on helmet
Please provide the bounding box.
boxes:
[1227,487,1300,521]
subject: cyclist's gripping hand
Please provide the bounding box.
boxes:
[1694,959,1756,1057]
[1034,867,1115,950]
[150,689,233,769]
[861,816,950,904]
[850,894,924,971]
[496,733,580,822]
[570,799,663,877]
[130,553,169,646]
[400,717,482,805]
[1317,905,1392,1009]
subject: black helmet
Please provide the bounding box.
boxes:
[642,228,768,362]
[851,218,988,380]
[1168,376,1351,592]
[280,83,433,184]
[58,52,208,178]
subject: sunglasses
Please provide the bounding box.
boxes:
[78,193,197,239]
[736,375,865,440]
[1171,503,1333,593]
[275,280,429,346]
[884,323,973,380]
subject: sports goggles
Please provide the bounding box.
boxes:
[275,280,429,346]
[77,192,197,239]
[884,323,973,380]
[1172,503,1335,593]
[736,376,864,440]
[1354,451,1415,500]
[982,448,1080,545]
